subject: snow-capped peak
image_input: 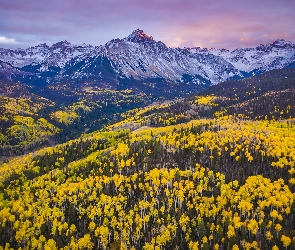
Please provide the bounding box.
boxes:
[51,40,72,49]
[270,39,295,49]
[124,29,154,43]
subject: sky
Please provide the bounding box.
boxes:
[0,0,294,50]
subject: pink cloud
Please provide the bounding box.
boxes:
[0,0,294,49]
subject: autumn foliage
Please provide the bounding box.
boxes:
[1,114,295,249]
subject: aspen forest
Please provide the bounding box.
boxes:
[0,68,295,249]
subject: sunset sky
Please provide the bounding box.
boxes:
[0,0,294,50]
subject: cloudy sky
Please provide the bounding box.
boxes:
[0,0,294,50]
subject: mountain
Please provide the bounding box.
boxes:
[65,29,239,84]
[0,41,94,68]
[0,29,295,94]
[0,41,95,86]
[190,39,295,75]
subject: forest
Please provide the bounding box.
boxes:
[0,68,295,249]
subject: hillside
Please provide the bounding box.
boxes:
[203,68,295,120]
[0,79,150,157]
[0,69,295,249]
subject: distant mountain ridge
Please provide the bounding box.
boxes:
[0,29,295,89]
[0,41,94,68]
[190,39,295,74]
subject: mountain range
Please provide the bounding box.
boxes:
[1,29,295,93]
